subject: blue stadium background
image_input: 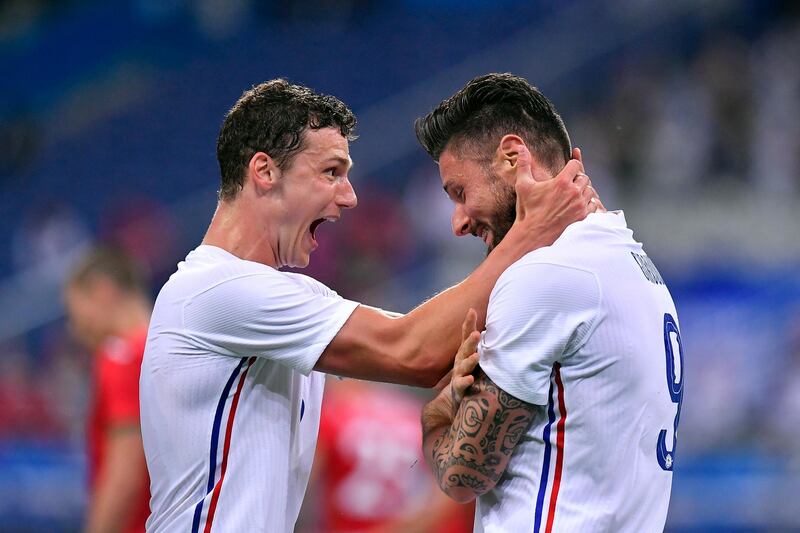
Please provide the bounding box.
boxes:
[1,0,799,530]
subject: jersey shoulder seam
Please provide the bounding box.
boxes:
[179,271,291,329]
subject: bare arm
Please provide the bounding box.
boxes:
[422,368,537,503]
[85,425,148,533]
[315,159,597,387]
[420,311,536,502]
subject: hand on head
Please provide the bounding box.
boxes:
[509,147,604,250]
[571,147,605,212]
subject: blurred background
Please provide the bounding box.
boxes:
[1,0,799,531]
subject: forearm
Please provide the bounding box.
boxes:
[318,235,531,387]
[422,370,534,503]
[397,228,532,383]
[421,391,478,503]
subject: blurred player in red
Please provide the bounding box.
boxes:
[312,379,473,533]
[64,247,152,533]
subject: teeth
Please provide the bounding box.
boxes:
[325,217,337,223]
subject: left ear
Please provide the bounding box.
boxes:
[493,134,550,183]
[492,134,530,184]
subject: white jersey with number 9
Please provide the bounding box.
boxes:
[476,211,682,533]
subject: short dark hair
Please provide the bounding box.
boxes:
[216,79,357,201]
[414,73,570,171]
[68,246,147,295]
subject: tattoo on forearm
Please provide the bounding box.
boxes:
[429,369,536,496]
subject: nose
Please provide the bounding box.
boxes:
[336,177,358,209]
[451,205,471,237]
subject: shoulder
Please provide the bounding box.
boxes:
[279,271,340,298]
[179,259,327,303]
[493,257,600,308]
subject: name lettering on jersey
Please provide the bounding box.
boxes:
[630,252,665,285]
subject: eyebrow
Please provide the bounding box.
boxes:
[324,156,353,170]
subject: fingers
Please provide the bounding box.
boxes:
[433,369,453,393]
[581,182,604,213]
[516,158,584,220]
[461,331,480,355]
[461,308,478,342]
[453,309,480,402]
[455,351,479,377]
[452,351,479,401]
[572,146,582,163]
[573,172,589,187]
[452,374,475,394]
[514,165,536,216]
[559,158,585,180]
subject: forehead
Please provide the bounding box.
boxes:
[298,127,351,165]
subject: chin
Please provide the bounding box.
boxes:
[289,255,311,269]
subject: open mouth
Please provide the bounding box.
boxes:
[309,216,338,241]
[310,219,324,239]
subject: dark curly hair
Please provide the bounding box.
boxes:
[216,79,357,201]
[414,73,570,172]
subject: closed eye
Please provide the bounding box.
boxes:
[443,183,465,203]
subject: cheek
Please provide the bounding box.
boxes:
[464,197,489,219]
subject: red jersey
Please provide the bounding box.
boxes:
[316,382,472,533]
[89,328,151,533]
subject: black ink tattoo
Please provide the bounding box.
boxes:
[430,368,537,498]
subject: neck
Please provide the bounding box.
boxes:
[202,197,279,267]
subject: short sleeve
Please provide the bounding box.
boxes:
[182,272,359,375]
[479,262,600,405]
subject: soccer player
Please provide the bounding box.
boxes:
[64,247,152,533]
[139,79,600,532]
[312,379,473,533]
[417,73,683,532]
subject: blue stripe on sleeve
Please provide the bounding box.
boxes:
[191,357,247,533]
[534,378,557,533]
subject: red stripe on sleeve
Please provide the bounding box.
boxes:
[545,363,567,533]
[203,357,256,533]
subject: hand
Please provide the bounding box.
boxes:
[572,147,605,211]
[451,308,480,408]
[509,146,602,251]
[422,309,481,429]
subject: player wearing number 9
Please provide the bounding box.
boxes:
[418,73,683,533]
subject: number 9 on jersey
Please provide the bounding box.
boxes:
[657,313,684,471]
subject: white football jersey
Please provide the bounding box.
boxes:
[140,245,358,532]
[476,211,682,533]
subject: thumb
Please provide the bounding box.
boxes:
[514,157,536,219]
[572,147,582,163]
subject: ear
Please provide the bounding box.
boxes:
[248,152,281,194]
[496,134,554,182]
[493,134,533,184]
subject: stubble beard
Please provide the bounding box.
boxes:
[486,176,517,256]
